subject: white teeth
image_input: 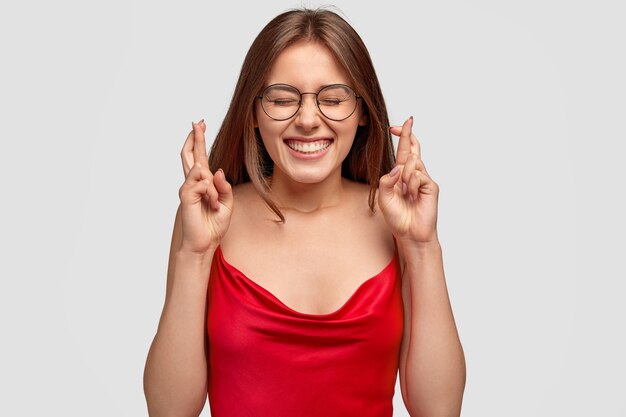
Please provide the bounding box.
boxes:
[286,140,331,154]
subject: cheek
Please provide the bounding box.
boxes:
[257,121,278,139]
[255,107,273,142]
[257,121,286,156]
[337,121,360,143]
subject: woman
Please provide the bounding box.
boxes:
[144,8,465,417]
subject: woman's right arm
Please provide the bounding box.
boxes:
[143,206,213,417]
[143,121,233,417]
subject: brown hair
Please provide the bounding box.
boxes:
[208,7,394,222]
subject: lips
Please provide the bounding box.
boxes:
[284,138,332,154]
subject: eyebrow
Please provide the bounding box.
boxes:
[262,83,348,91]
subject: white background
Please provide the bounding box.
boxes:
[1,0,624,416]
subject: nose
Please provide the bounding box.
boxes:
[295,93,321,130]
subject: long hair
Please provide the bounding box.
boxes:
[208,7,394,222]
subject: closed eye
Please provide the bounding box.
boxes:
[269,99,299,106]
[319,99,343,106]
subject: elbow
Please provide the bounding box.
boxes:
[405,373,466,417]
[143,371,207,417]
[408,407,463,417]
[145,393,207,417]
[408,395,465,417]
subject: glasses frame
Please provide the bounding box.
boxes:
[256,83,362,122]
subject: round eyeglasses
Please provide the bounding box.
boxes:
[257,83,362,122]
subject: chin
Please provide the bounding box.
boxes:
[285,170,333,185]
[271,161,339,185]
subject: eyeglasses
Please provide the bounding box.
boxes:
[257,83,362,122]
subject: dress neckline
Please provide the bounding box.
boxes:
[215,244,398,318]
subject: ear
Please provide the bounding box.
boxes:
[358,104,368,127]
[253,100,260,128]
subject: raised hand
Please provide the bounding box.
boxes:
[178,120,234,254]
[378,117,440,245]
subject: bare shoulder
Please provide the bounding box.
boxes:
[342,180,386,222]
[342,179,394,250]
[231,181,258,203]
[229,181,262,221]
[347,181,405,273]
[221,181,269,247]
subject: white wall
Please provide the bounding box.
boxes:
[1,0,624,415]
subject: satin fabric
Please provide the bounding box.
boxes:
[206,245,404,417]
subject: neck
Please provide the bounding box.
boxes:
[269,168,345,213]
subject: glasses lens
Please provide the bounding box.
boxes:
[317,85,357,121]
[262,85,301,120]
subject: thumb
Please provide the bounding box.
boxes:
[378,165,402,206]
[213,169,234,209]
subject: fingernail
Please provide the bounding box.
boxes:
[192,121,196,128]
[389,165,401,177]
[402,183,407,195]
[217,168,224,176]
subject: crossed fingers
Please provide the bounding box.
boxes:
[391,117,430,181]
[180,119,209,177]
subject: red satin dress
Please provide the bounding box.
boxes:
[206,244,404,417]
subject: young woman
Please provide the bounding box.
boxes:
[144,8,465,417]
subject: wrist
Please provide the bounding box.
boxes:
[175,246,216,266]
[397,235,442,256]
[397,231,440,248]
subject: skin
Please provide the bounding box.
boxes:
[255,41,367,188]
[145,40,465,417]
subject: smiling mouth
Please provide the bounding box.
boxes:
[284,139,332,154]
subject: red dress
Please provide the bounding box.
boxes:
[206,244,404,417]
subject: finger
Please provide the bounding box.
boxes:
[401,154,419,187]
[185,162,213,184]
[192,119,208,168]
[391,124,421,160]
[182,120,208,175]
[411,156,431,178]
[179,162,221,208]
[393,116,413,165]
[406,170,424,201]
[378,164,403,210]
[392,132,430,178]
[181,178,215,208]
[180,168,220,209]
[203,178,220,211]
[179,173,206,205]
[213,169,234,211]
[181,129,195,176]
[416,155,433,179]
[409,129,421,160]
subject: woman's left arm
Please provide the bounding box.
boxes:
[378,117,466,417]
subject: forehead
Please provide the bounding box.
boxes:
[264,41,351,90]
